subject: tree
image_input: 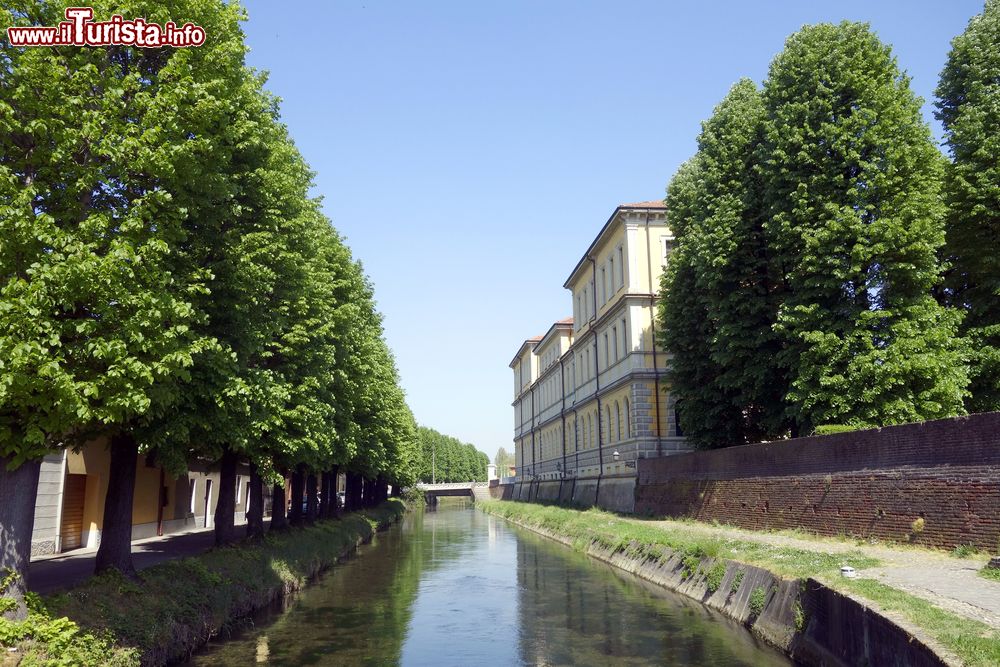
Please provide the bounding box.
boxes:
[0,0,247,601]
[658,80,789,448]
[936,0,1000,413]
[659,159,743,448]
[757,22,968,433]
[495,447,515,476]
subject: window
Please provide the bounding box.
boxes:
[609,255,615,292]
[621,318,628,357]
[617,246,624,287]
[615,402,621,441]
[624,398,631,438]
[188,479,197,514]
[662,237,673,265]
[604,333,609,366]
[600,267,607,304]
[612,326,618,363]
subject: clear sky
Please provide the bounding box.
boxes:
[239,0,984,462]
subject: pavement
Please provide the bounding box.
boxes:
[29,525,236,595]
[626,515,1000,628]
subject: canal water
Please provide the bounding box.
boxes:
[190,501,792,666]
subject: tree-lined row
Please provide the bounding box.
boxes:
[658,6,999,449]
[0,0,417,620]
[414,426,490,483]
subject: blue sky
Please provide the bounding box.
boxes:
[239,1,984,462]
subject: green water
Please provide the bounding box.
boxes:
[189,501,793,666]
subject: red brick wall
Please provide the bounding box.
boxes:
[635,413,1000,550]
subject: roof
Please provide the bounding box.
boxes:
[556,317,574,325]
[620,200,666,209]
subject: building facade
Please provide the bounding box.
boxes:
[30,440,262,556]
[509,201,689,511]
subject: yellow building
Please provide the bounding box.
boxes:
[30,440,256,556]
[509,200,688,511]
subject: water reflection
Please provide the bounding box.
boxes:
[515,530,789,666]
[190,501,791,666]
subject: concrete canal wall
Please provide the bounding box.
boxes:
[488,510,952,667]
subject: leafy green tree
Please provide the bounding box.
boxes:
[936,0,1000,413]
[0,0,249,600]
[659,159,743,447]
[658,80,789,448]
[759,22,967,433]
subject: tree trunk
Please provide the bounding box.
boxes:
[288,465,305,526]
[213,447,238,546]
[362,477,375,508]
[305,473,318,523]
[375,476,388,505]
[95,432,139,578]
[270,481,287,531]
[319,469,333,519]
[345,472,362,512]
[0,455,41,621]
[392,483,403,498]
[246,463,264,540]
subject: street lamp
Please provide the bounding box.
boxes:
[612,450,620,463]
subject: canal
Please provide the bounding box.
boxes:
[190,502,793,666]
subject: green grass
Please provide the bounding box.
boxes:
[979,567,1000,583]
[480,500,1000,667]
[748,587,766,617]
[2,500,406,667]
[478,500,878,580]
[705,560,727,594]
[951,543,980,559]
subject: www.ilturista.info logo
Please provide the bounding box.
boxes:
[6,7,205,48]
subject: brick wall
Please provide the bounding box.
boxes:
[635,413,1000,550]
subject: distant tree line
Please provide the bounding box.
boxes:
[0,0,419,620]
[415,426,490,483]
[658,4,1000,449]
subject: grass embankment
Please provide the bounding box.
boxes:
[1,500,406,667]
[480,500,1000,667]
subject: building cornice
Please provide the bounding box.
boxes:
[563,202,666,290]
[509,337,541,369]
[533,319,574,357]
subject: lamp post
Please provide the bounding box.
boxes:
[612,450,620,463]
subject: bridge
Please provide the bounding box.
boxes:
[415,482,491,505]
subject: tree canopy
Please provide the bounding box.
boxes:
[936,0,1000,413]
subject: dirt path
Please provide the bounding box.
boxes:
[625,516,1000,628]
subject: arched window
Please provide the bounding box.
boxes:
[615,401,621,441]
[588,413,594,449]
[605,405,612,443]
[624,398,631,438]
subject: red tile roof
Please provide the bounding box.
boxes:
[556,317,574,325]
[621,199,666,209]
